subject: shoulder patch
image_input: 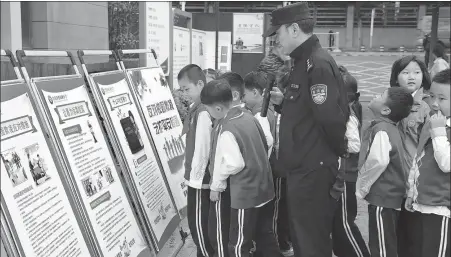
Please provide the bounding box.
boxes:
[310,84,327,104]
[306,58,314,73]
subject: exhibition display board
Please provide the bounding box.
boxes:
[126,67,188,217]
[1,81,92,257]
[172,26,191,90]
[191,29,206,69]
[88,70,180,250]
[233,13,265,53]
[139,1,172,75]
[31,76,152,257]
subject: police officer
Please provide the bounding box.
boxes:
[263,2,349,257]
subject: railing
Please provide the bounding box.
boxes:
[354,6,420,28]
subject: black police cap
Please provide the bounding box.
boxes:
[262,2,312,38]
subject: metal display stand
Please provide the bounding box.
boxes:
[118,49,190,257]
[16,50,153,257]
[78,49,180,252]
[0,49,23,257]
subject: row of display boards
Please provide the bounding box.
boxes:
[0,49,188,257]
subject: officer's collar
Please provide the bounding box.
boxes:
[289,34,319,59]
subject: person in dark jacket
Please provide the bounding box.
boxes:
[332,67,370,257]
[357,87,413,257]
[263,2,349,256]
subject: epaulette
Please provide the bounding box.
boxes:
[306,57,314,73]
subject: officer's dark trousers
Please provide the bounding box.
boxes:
[208,188,231,257]
[286,165,337,257]
[228,201,283,257]
[187,187,214,257]
[397,201,422,257]
[368,205,399,257]
[332,181,370,257]
[273,177,291,251]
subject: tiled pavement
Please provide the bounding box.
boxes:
[159,54,420,257]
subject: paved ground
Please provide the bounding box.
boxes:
[158,54,421,257]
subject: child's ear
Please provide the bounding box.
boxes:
[253,88,260,96]
[381,106,391,116]
[232,91,240,101]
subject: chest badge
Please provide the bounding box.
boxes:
[306,58,314,73]
[290,84,300,90]
[311,84,327,105]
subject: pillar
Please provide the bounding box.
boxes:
[345,4,354,49]
[0,2,22,52]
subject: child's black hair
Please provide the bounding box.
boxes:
[178,64,207,85]
[217,72,245,99]
[203,68,218,79]
[390,55,431,90]
[433,43,449,63]
[432,68,450,85]
[243,71,269,94]
[385,87,414,123]
[340,65,362,126]
[200,79,233,106]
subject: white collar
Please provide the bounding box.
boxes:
[447,118,450,128]
[412,89,419,97]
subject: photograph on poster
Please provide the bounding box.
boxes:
[120,110,145,154]
[24,143,51,186]
[1,149,28,187]
[81,166,115,198]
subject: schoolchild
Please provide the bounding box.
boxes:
[201,80,282,257]
[242,71,292,256]
[332,67,370,257]
[406,68,450,257]
[389,56,431,257]
[356,87,414,257]
[178,64,214,257]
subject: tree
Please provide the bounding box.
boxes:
[108,2,139,51]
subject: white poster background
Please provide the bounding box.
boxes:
[95,77,177,242]
[41,85,148,257]
[233,13,264,53]
[191,29,206,69]
[205,31,232,71]
[0,93,91,257]
[140,1,171,74]
[127,68,188,215]
[172,26,191,90]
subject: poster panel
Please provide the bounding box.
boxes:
[233,13,264,53]
[192,29,206,69]
[126,68,187,217]
[90,72,180,249]
[139,1,171,74]
[205,31,232,72]
[172,26,191,90]
[0,82,91,257]
[34,77,152,257]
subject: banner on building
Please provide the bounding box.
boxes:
[139,1,171,74]
[89,71,180,250]
[192,29,206,69]
[233,13,264,53]
[0,82,92,257]
[172,26,191,90]
[34,77,152,257]
[126,67,188,217]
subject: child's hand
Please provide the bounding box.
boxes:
[430,112,446,129]
[405,197,414,212]
[210,191,220,202]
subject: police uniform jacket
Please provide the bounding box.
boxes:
[275,35,349,175]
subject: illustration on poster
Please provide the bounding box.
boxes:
[81,166,115,198]
[163,135,185,174]
[1,143,51,187]
[87,120,98,143]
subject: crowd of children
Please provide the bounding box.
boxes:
[178,51,450,257]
